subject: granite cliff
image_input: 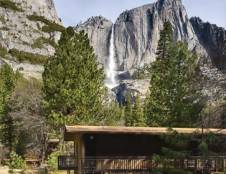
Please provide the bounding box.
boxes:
[76,0,226,101]
[0,0,62,78]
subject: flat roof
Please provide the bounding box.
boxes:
[64,125,226,141]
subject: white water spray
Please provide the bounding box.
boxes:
[105,25,118,89]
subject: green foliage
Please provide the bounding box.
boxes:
[42,24,65,33]
[0,64,18,153]
[32,37,56,49]
[124,94,133,126]
[47,151,60,171]
[9,48,48,64]
[43,28,105,126]
[125,95,146,126]
[16,130,29,156]
[0,44,7,58]
[132,64,151,79]
[156,21,173,59]
[0,0,23,12]
[8,151,26,169]
[0,64,17,115]
[27,15,53,25]
[101,102,124,126]
[27,14,65,32]
[146,22,202,127]
[0,112,17,153]
[159,130,190,159]
[0,15,5,23]
[0,26,9,31]
[132,96,146,126]
[199,141,208,157]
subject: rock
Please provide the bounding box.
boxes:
[190,17,226,71]
[113,79,150,104]
[0,0,62,78]
[75,16,113,66]
[114,0,206,71]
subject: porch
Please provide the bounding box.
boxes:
[59,125,226,174]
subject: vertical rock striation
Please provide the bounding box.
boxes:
[114,0,205,71]
[0,0,62,78]
[190,17,226,71]
[75,16,113,66]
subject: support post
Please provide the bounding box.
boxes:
[77,134,85,174]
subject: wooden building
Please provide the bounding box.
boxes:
[58,125,226,174]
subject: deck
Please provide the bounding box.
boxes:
[58,156,226,173]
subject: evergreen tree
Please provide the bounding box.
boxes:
[0,64,17,153]
[0,64,17,114]
[124,94,133,126]
[132,96,146,126]
[1,109,16,153]
[156,21,173,60]
[43,27,105,126]
[146,22,201,127]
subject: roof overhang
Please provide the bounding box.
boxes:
[64,125,226,141]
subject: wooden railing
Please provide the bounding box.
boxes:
[58,156,226,173]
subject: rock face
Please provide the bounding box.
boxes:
[75,16,113,66]
[190,17,226,71]
[75,0,226,100]
[0,0,62,78]
[78,0,207,72]
[114,0,206,71]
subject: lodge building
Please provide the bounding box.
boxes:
[58,125,226,174]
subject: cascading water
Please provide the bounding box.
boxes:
[105,24,118,89]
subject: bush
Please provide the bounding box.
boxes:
[8,151,26,169]
[0,44,7,58]
[0,15,5,23]
[9,48,48,64]
[132,64,151,79]
[32,37,56,49]
[0,0,23,12]
[47,151,60,171]
[27,14,65,32]
[42,24,65,33]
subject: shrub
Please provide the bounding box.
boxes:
[0,26,9,30]
[27,15,51,24]
[9,48,48,64]
[0,15,5,23]
[0,44,7,57]
[32,37,56,49]
[0,0,23,12]
[132,64,151,79]
[8,151,26,169]
[41,24,65,33]
[47,151,60,171]
[27,14,65,32]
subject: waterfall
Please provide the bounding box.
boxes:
[105,24,118,89]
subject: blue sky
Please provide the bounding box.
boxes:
[53,0,226,28]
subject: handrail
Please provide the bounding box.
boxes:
[58,155,226,172]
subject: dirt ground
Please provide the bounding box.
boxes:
[0,166,9,174]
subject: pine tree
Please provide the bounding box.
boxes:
[0,64,17,153]
[124,94,133,126]
[1,109,17,153]
[146,22,201,127]
[43,27,105,126]
[0,64,17,114]
[132,96,146,126]
[156,21,173,60]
